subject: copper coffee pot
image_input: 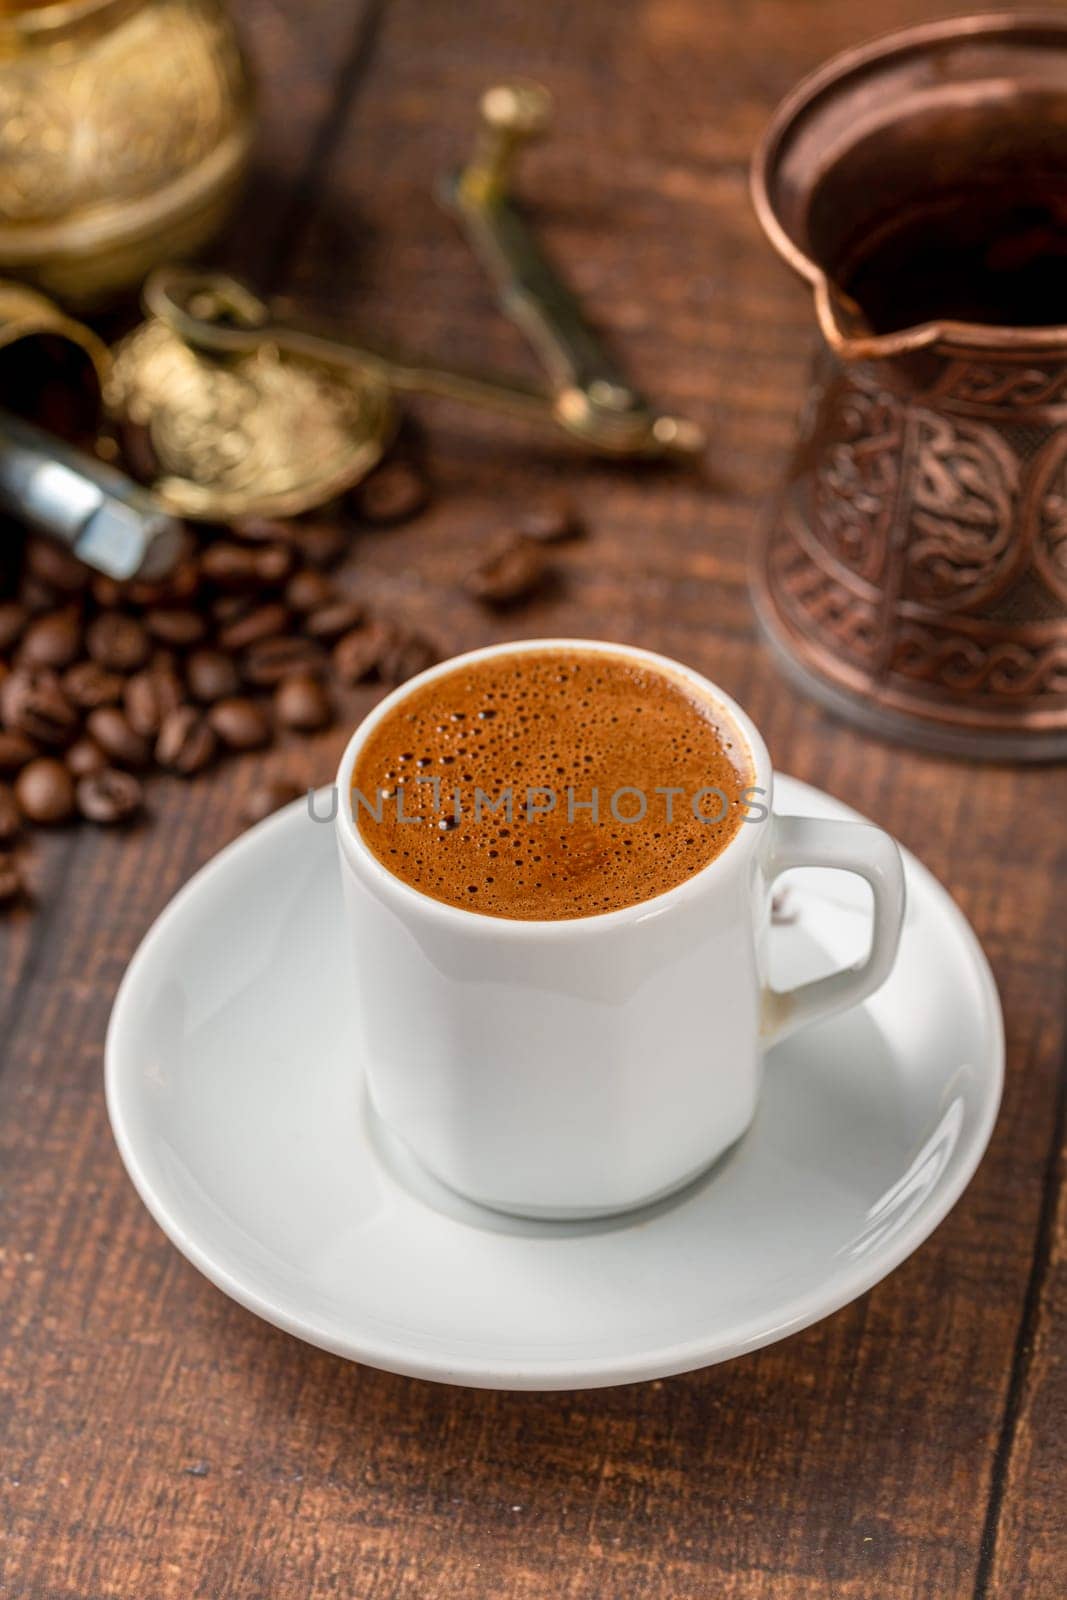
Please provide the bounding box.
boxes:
[751,12,1067,760]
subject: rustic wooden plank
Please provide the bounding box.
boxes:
[0,0,1063,1597]
[982,1059,1067,1600]
[219,0,387,281]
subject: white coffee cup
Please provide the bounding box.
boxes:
[335,639,905,1219]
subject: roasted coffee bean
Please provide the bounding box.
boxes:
[65,738,107,778]
[119,419,160,483]
[229,515,296,546]
[18,608,82,669]
[163,555,201,604]
[1,667,77,746]
[351,459,429,525]
[18,610,78,671]
[207,696,271,751]
[123,667,184,738]
[287,520,347,569]
[86,612,151,672]
[253,544,294,585]
[200,542,260,588]
[0,851,22,904]
[124,556,198,610]
[123,577,167,608]
[0,601,28,652]
[198,539,287,586]
[378,628,439,686]
[155,706,217,774]
[90,575,125,609]
[516,493,582,543]
[75,767,143,825]
[284,569,334,613]
[0,783,20,842]
[62,660,123,710]
[210,592,254,626]
[24,535,91,593]
[217,603,288,652]
[15,757,75,824]
[240,635,324,688]
[241,779,303,828]
[86,706,151,769]
[19,573,61,614]
[303,598,364,642]
[186,648,240,703]
[274,674,332,732]
[232,515,346,568]
[331,621,393,684]
[125,530,197,605]
[0,729,38,772]
[143,607,207,648]
[464,534,546,605]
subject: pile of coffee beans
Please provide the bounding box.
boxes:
[0,415,586,911]
[0,500,438,907]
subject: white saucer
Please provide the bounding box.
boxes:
[106,777,1003,1391]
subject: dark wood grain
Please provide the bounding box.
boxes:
[1,1,1065,1597]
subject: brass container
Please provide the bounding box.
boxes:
[751,13,1067,760]
[0,0,254,308]
[0,277,110,436]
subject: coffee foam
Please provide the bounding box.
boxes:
[352,648,752,920]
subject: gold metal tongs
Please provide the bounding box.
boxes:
[440,81,704,460]
[105,81,703,520]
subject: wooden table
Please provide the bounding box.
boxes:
[2,2,1065,1595]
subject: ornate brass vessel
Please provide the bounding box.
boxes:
[0,0,254,307]
[751,13,1067,760]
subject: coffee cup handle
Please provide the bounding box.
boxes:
[763,816,906,1044]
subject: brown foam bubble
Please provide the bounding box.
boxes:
[351,647,753,920]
